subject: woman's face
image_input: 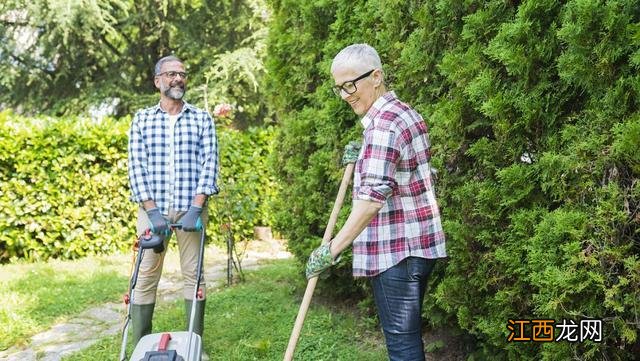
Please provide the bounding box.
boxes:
[331,64,382,116]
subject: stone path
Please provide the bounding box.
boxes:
[0,238,291,361]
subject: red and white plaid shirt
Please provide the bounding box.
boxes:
[352,91,446,277]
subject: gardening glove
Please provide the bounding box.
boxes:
[342,141,362,165]
[180,205,203,231]
[305,242,340,279]
[146,207,169,236]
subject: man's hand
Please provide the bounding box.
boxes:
[305,242,339,279]
[146,207,169,235]
[180,205,203,231]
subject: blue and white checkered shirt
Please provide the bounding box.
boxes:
[127,101,219,215]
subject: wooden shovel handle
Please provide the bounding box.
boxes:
[284,162,355,361]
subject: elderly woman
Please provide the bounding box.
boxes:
[306,43,447,360]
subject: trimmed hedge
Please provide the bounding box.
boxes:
[0,112,131,261]
[265,0,639,359]
[212,125,280,244]
[0,110,277,263]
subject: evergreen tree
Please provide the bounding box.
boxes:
[0,0,269,126]
[265,0,640,358]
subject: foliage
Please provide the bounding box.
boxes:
[0,111,132,262]
[64,259,387,361]
[0,0,270,127]
[202,26,271,129]
[0,110,278,263]
[265,0,640,359]
[209,125,280,247]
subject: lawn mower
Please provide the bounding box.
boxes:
[119,222,205,361]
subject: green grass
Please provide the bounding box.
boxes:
[0,253,129,350]
[65,259,387,360]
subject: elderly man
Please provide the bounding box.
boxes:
[306,44,447,360]
[127,55,219,346]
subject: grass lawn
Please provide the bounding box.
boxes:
[66,259,386,360]
[0,253,130,350]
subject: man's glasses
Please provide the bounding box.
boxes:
[156,71,188,79]
[332,69,374,96]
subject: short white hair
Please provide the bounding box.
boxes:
[331,43,383,73]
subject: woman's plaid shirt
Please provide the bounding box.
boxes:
[352,92,446,277]
[127,102,219,214]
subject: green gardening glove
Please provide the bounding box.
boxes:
[342,141,362,165]
[305,242,340,279]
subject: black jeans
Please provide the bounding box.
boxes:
[370,257,436,361]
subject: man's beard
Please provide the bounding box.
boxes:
[162,83,186,100]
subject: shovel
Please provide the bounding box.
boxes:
[283,141,360,361]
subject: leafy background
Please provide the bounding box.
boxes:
[0,0,638,359]
[264,0,640,359]
[0,111,277,262]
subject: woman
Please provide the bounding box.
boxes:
[306,43,447,361]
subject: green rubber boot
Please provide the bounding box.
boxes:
[131,303,155,346]
[184,299,206,337]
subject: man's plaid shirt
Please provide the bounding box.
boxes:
[128,102,219,214]
[352,91,446,277]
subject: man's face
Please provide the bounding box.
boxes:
[154,61,187,100]
[331,64,380,116]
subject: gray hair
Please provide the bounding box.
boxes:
[154,55,183,75]
[331,43,383,73]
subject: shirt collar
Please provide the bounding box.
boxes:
[360,91,397,129]
[153,101,193,115]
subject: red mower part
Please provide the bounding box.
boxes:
[158,333,172,351]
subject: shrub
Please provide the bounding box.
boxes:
[210,126,280,244]
[0,111,131,261]
[0,110,277,263]
[265,0,640,358]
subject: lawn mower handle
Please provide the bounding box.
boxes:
[138,223,201,252]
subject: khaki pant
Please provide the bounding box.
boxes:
[133,207,208,305]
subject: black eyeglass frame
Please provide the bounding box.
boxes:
[156,71,188,79]
[332,69,375,96]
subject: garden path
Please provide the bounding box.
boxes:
[0,236,291,361]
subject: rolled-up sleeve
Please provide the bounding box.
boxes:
[356,127,400,203]
[195,114,219,195]
[128,113,153,203]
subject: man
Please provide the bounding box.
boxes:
[306,44,447,360]
[127,55,219,346]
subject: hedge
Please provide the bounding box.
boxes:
[265,0,639,359]
[0,110,278,263]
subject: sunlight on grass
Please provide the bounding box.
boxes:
[0,253,130,350]
[64,259,386,361]
[0,291,37,348]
